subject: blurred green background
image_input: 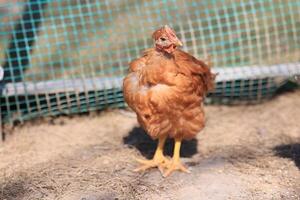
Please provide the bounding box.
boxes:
[0,0,299,125]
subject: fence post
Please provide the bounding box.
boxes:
[0,65,3,142]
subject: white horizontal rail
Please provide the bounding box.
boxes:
[214,62,300,82]
[1,62,299,96]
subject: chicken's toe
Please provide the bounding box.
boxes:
[163,161,190,177]
[134,157,170,173]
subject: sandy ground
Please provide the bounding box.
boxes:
[0,91,300,200]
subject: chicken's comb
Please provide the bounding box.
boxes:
[164,25,176,37]
[152,25,177,40]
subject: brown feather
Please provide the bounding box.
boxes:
[123,47,216,140]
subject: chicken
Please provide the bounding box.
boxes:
[123,25,216,177]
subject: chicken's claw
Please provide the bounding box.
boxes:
[163,160,190,177]
[134,157,170,174]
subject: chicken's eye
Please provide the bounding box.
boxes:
[160,37,166,41]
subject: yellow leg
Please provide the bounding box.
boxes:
[163,137,190,177]
[134,135,169,173]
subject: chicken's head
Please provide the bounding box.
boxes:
[152,25,183,54]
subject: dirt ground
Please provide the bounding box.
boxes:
[0,91,300,200]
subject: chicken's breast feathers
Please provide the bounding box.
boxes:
[123,48,215,139]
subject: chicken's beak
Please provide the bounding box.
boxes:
[176,41,183,47]
[176,39,183,47]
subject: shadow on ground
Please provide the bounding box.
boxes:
[273,143,300,169]
[123,126,198,159]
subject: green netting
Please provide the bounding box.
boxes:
[0,0,299,125]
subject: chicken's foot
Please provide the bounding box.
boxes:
[134,135,169,174]
[163,137,190,177]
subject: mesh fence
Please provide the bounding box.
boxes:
[0,0,299,125]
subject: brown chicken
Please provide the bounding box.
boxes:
[123,25,215,177]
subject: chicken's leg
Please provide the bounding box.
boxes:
[134,135,169,173]
[163,137,190,177]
